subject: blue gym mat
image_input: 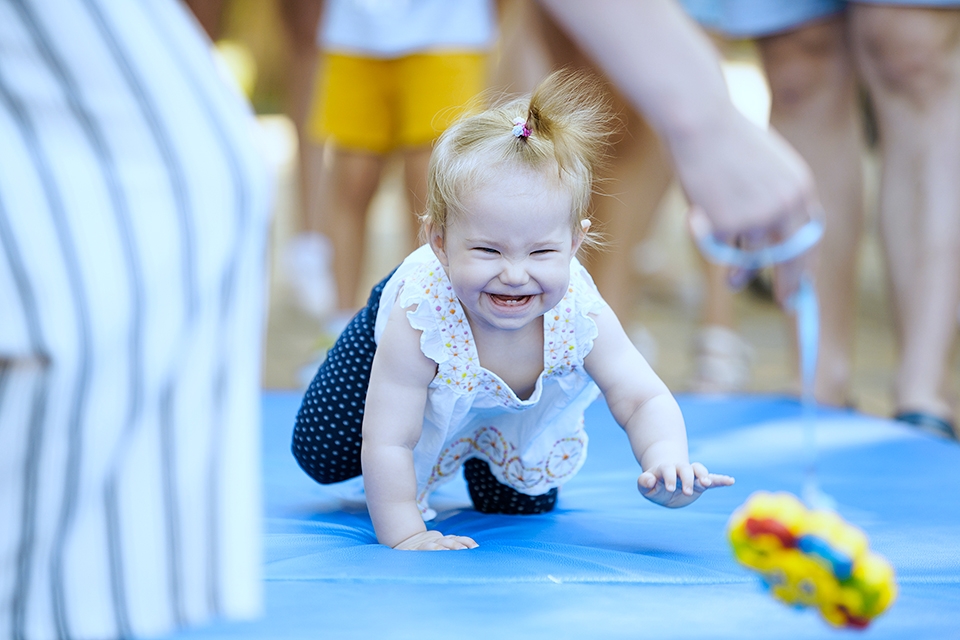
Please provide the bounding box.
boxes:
[171,392,960,639]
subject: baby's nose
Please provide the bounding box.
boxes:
[499,260,530,286]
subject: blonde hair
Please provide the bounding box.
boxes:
[422,69,615,244]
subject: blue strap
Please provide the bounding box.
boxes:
[692,218,824,270]
[687,220,822,399]
[787,278,819,402]
[691,218,831,509]
[790,278,835,510]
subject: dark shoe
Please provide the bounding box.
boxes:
[894,411,957,441]
[462,458,558,514]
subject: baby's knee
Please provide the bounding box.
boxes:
[291,412,364,484]
[291,431,363,485]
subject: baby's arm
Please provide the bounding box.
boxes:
[361,298,478,550]
[583,305,733,508]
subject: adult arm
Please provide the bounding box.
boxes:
[538,0,819,299]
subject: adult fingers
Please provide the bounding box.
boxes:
[688,206,765,292]
[770,200,824,303]
[689,197,824,305]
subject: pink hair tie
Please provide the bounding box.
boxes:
[512,118,531,139]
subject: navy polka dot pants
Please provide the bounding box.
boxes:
[291,273,392,484]
[291,271,558,515]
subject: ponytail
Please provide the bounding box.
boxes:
[423,68,616,245]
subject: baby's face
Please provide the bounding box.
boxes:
[430,169,581,336]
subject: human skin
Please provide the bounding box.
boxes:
[361,166,733,551]
[538,0,822,302]
[756,17,865,406]
[850,5,960,425]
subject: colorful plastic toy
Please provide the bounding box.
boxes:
[727,491,897,629]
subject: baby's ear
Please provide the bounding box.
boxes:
[426,223,448,266]
[574,219,591,252]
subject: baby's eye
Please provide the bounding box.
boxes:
[532,249,557,255]
[472,247,499,255]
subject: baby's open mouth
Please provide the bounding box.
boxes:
[489,294,532,306]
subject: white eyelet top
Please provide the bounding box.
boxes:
[374,245,606,519]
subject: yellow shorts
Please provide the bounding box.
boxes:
[306,51,488,154]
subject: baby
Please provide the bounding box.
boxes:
[293,69,734,550]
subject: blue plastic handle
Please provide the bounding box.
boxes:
[691,215,829,508]
[693,218,824,270]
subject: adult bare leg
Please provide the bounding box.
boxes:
[319,147,387,312]
[402,146,433,249]
[588,105,673,320]
[851,5,960,426]
[279,0,324,234]
[758,16,865,406]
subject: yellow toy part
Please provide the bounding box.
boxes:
[727,491,897,629]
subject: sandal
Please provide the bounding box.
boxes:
[689,325,754,394]
[894,411,957,441]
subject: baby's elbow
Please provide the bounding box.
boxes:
[613,387,677,428]
[608,393,650,430]
[361,428,421,457]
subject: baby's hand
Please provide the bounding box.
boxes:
[638,462,734,509]
[392,530,479,551]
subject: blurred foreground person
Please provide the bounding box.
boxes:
[0,1,273,638]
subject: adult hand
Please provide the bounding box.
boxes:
[679,116,822,304]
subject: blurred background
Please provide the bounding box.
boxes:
[200,0,905,419]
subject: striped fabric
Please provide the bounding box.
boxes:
[0,1,273,638]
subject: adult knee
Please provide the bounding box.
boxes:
[760,20,853,118]
[853,7,960,103]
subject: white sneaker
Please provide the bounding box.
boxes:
[281,232,337,321]
[689,325,753,394]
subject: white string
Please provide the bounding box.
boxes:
[693,220,833,509]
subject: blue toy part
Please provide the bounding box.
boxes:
[798,534,853,581]
[692,218,824,271]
